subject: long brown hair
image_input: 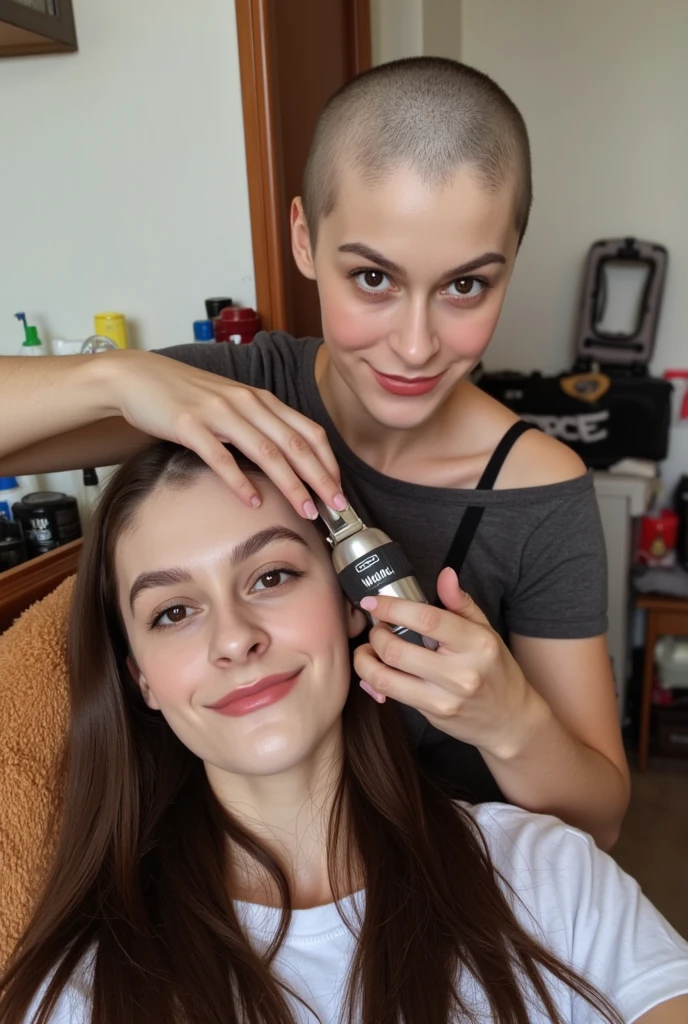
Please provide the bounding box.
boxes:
[0,443,621,1024]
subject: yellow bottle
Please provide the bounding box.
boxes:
[93,312,128,350]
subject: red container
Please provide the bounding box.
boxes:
[213,306,261,345]
[637,509,679,567]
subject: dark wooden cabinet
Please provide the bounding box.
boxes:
[0,0,77,57]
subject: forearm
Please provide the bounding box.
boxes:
[0,351,145,473]
[481,692,630,850]
[0,352,121,457]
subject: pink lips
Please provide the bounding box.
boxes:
[207,669,302,718]
[372,367,445,396]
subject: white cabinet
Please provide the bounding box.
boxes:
[593,473,654,719]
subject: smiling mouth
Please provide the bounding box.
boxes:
[379,372,443,382]
[206,669,303,717]
[371,367,446,396]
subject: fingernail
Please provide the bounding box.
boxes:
[251,495,262,508]
[359,680,386,704]
[332,492,348,511]
[360,596,377,611]
[303,499,319,520]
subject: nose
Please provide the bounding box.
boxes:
[208,603,270,666]
[387,296,439,369]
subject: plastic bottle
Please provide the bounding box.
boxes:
[213,306,262,345]
[193,319,215,343]
[51,338,84,357]
[94,312,128,349]
[14,312,46,356]
[81,335,119,354]
[205,297,233,319]
[0,477,22,520]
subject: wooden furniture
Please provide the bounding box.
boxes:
[0,0,77,57]
[636,592,688,771]
[0,539,81,635]
[593,472,654,718]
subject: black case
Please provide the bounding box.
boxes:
[477,238,672,468]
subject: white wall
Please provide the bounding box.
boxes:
[422,0,461,62]
[371,0,460,65]
[371,0,423,65]
[461,0,688,500]
[0,0,255,357]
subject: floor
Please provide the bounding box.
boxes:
[612,758,688,939]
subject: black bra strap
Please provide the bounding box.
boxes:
[475,420,535,490]
[443,421,535,577]
[443,506,485,578]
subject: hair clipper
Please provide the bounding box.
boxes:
[315,500,438,650]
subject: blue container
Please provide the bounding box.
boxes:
[193,319,214,343]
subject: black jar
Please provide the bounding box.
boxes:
[11,491,81,558]
[0,519,29,573]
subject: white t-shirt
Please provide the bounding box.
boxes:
[26,805,688,1023]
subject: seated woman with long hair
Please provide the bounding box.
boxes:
[1,442,687,1024]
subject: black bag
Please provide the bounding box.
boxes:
[477,238,672,469]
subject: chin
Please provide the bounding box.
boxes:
[213,722,336,779]
[358,389,448,432]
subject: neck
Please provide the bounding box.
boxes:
[315,345,466,476]
[206,722,345,909]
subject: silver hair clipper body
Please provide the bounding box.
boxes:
[315,500,438,650]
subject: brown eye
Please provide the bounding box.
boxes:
[258,570,283,589]
[166,605,187,622]
[356,269,389,292]
[152,604,192,629]
[363,270,384,288]
[446,277,485,299]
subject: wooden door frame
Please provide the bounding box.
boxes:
[235,0,371,332]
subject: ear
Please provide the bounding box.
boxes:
[345,599,368,639]
[127,655,161,711]
[290,197,317,281]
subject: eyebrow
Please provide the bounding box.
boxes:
[338,242,506,280]
[128,526,309,611]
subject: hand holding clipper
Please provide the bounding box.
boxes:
[315,499,438,650]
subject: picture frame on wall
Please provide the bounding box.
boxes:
[0,0,77,57]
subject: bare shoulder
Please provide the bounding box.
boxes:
[498,427,587,489]
[464,384,587,489]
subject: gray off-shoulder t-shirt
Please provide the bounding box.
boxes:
[157,333,608,801]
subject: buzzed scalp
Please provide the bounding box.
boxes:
[302,57,532,247]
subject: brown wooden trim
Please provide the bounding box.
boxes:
[350,0,372,76]
[235,0,288,333]
[0,539,81,635]
[0,0,77,57]
[636,595,688,612]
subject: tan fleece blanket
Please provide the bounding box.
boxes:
[0,577,73,971]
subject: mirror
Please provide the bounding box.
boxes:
[12,0,55,13]
[594,258,652,338]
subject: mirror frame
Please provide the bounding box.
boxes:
[0,0,77,57]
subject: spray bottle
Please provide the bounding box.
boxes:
[14,313,46,356]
